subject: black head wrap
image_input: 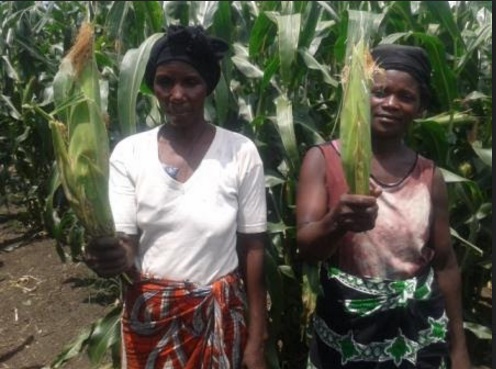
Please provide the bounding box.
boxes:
[371,44,432,106]
[144,25,229,95]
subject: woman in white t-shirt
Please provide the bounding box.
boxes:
[84,25,268,369]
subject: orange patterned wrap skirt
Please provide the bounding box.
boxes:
[121,271,247,369]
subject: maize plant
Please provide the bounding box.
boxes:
[49,22,115,238]
[339,10,383,195]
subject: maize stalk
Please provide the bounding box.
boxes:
[339,10,383,195]
[50,22,114,237]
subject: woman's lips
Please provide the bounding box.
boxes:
[374,114,400,123]
[167,107,190,116]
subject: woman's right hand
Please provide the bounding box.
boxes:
[84,233,138,278]
[334,187,382,233]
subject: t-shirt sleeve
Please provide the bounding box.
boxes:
[108,139,138,235]
[236,139,267,234]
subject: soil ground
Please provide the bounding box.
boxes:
[0,206,492,369]
[0,209,113,369]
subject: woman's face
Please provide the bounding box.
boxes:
[370,69,423,139]
[153,61,208,126]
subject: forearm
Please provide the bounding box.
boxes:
[243,242,268,343]
[435,260,469,360]
[297,209,346,262]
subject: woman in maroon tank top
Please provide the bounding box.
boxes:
[296,44,470,369]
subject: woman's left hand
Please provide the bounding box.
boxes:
[242,338,266,369]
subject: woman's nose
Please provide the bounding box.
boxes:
[169,84,185,101]
[383,94,399,109]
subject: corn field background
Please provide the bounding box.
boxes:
[0,1,492,368]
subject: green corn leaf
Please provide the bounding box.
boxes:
[49,327,92,368]
[105,1,130,41]
[450,227,483,255]
[299,48,338,87]
[275,94,300,174]
[277,13,301,88]
[463,322,492,340]
[142,1,166,33]
[87,306,122,364]
[439,168,471,183]
[118,32,164,137]
[191,0,219,29]
[471,141,492,168]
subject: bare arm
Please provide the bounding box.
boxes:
[296,147,379,262]
[430,168,470,369]
[237,232,267,369]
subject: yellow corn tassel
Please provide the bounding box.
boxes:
[339,11,383,195]
[50,22,114,237]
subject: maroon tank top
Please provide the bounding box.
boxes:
[317,140,436,279]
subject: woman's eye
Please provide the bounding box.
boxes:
[155,77,173,87]
[372,88,386,98]
[184,78,201,86]
[398,92,417,102]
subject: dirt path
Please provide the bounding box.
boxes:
[0,213,112,369]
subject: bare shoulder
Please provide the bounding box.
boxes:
[431,166,448,205]
[301,145,325,170]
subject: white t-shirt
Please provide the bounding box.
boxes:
[108,125,267,285]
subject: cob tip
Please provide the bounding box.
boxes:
[65,22,94,78]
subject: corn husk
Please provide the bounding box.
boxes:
[50,22,114,237]
[339,11,383,195]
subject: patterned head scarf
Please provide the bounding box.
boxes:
[144,25,229,95]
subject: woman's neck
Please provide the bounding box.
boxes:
[371,136,408,157]
[161,119,209,142]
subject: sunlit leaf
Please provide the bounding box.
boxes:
[268,221,288,234]
[464,322,492,340]
[277,13,301,87]
[439,168,470,183]
[450,227,483,255]
[87,306,122,364]
[118,32,164,137]
[471,142,492,168]
[265,172,286,188]
[1,55,20,81]
[275,94,300,173]
[1,94,22,120]
[457,23,492,72]
[49,327,92,368]
[191,1,219,29]
[231,55,264,78]
[299,48,338,86]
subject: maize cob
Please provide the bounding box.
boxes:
[50,22,114,237]
[339,10,382,195]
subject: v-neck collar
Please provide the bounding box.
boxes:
[154,125,219,189]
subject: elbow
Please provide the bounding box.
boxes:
[296,231,310,258]
[297,244,313,262]
[296,236,323,263]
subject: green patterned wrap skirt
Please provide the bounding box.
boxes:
[308,266,450,369]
